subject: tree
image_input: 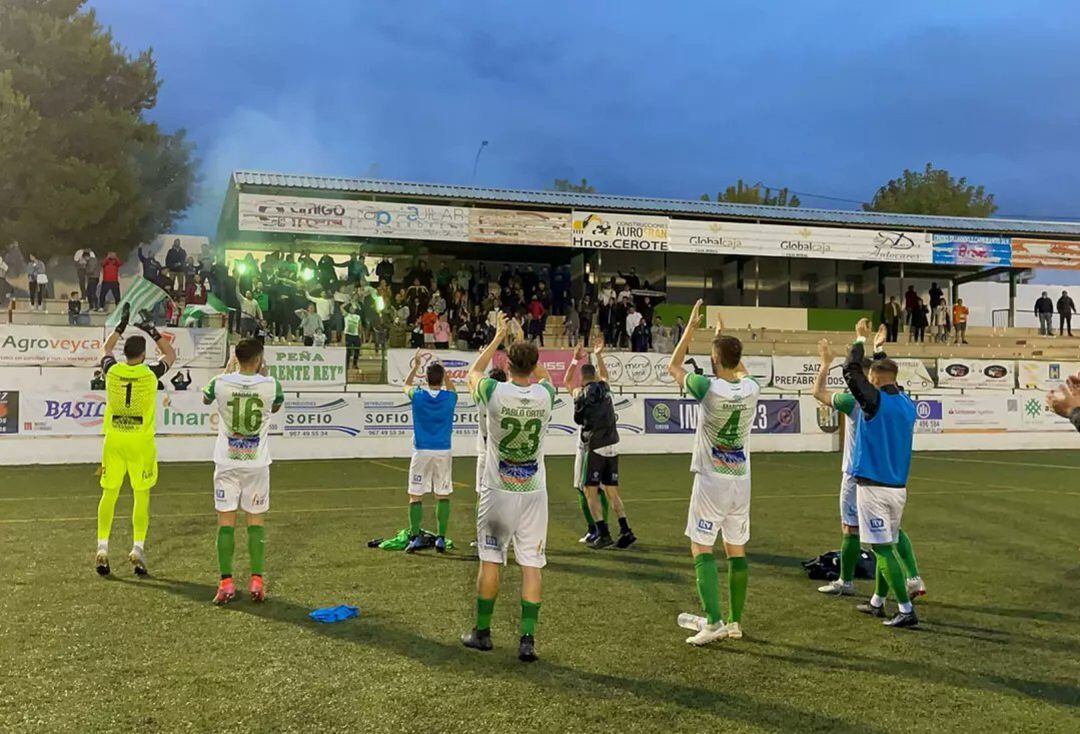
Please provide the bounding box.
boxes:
[864,163,997,217]
[700,179,800,207]
[550,177,596,194]
[0,0,197,260]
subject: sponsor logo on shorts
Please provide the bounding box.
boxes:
[484,534,499,549]
[215,488,226,499]
[697,519,714,532]
[869,517,885,530]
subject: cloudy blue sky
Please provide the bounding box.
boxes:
[92,0,1080,238]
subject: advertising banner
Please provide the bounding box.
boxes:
[644,398,800,435]
[912,398,944,434]
[1015,391,1077,432]
[0,325,227,368]
[468,208,570,247]
[931,234,1012,266]
[936,358,1015,390]
[386,348,577,388]
[571,211,670,252]
[667,220,932,263]
[771,356,846,391]
[283,395,365,438]
[1017,360,1080,391]
[238,193,469,242]
[940,395,1018,432]
[0,390,18,434]
[1011,239,1080,270]
[599,352,772,389]
[157,391,284,435]
[894,358,935,392]
[264,347,346,390]
[19,391,108,435]
[361,394,479,438]
[799,396,841,436]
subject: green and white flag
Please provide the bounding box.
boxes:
[105,277,171,328]
[181,292,227,326]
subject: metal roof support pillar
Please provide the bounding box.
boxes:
[754,258,760,307]
[1008,269,1017,328]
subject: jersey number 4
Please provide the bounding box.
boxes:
[716,410,741,445]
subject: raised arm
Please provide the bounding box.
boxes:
[403,348,422,395]
[811,338,836,407]
[592,336,608,383]
[468,315,508,393]
[842,318,881,418]
[667,299,703,387]
[563,342,588,395]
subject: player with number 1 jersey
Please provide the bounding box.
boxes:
[202,338,284,605]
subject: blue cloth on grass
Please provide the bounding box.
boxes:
[309,605,360,623]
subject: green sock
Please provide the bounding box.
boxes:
[408,501,423,536]
[577,490,596,530]
[248,525,266,576]
[436,499,450,537]
[872,543,910,604]
[600,489,610,523]
[476,596,495,631]
[520,600,541,636]
[694,553,723,624]
[874,558,889,598]
[727,556,748,624]
[216,526,235,578]
[839,533,861,583]
[896,528,920,578]
[131,489,150,544]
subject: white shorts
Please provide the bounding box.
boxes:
[214,465,270,514]
[408,450,453,496]
[572,443,587,490]
[476,488,548,568]
[840,472,859,527]
[685,472,751,547]
[475,454,485,494]
[856,483,907,545]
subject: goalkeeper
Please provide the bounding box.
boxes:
[94,305,176,577]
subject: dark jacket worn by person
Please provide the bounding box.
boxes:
[573,380,619,451]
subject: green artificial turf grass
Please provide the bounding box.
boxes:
[1,451,1078,733]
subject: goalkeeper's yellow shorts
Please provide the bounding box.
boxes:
[100,435,158,492]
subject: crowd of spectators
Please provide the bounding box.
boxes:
[889,282,968,344]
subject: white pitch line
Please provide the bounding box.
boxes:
[916,455,1080,471]
[0,485,405,503]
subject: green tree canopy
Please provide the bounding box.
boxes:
[864,163,997,217]
[0,0,197,260]
[549,177,596,194]
[700,180,800,207]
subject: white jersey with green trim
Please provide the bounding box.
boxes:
[474,377,555,492]
[203,372,284,468]
[684,372,761,478]
[832,392,860,475]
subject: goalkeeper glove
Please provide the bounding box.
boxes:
[135,309,162,341]
[114,303,131,335]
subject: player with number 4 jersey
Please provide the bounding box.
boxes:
[202,338,284,605]
[668,302,758,646]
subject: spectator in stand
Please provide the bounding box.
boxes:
[617,280,632,305]
[74,248,94,301]
[222,267,240,333]
[626,304,644,351]
[27,254,47,311]
[928,282,944,311]
[375,256,394,285]
[306,287,338,342]
[165,238,187,292]
[651,315,672,353]
[1035,291,1055,336]
[552,266,568,314]
[953,298,970,344]
[394,291,411,325]
[527,294,546,346]
[343,305,362,369]
[137,246,163,283]
[405,278,430,309]
[432,289,447,316]
[1058,290,1076,337]
[612,295,630,348]
[910,298,929,343]
[640,296,655,350]
[620,267,641,290]
[83,252,101,311]
[434,312,452,349]
[198,242,214,273]
[435,262,453,295]
[237,287,263,337]
[67,291,82,325]
[346,252,368,285]
[932,297,949,343]
[99,252,121,310]
[883,295,902,342]
[297,304,323,346]
[419,305,438,346]
[565,298,580,347]
[170,369,193,391]
[297,250,317,277]
[903,285,918,330]
[416,260,433,290]
[579,295,594,341]
[90,369,106,390]
[674,316,685,345]
[538,282,552,333]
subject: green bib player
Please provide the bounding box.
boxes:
[95,305,176,576]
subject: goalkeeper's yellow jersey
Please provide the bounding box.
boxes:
[103,359,163,441]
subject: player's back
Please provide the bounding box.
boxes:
[479,379,555,492]
[104,362,159,443]
[688,374,760,477]
[205,372,283,467]
[410,387,457,451]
